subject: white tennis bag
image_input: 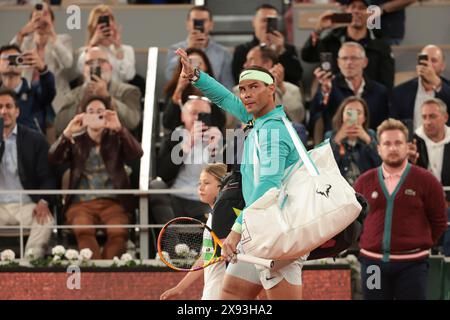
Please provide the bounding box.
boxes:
[241,117,362,260]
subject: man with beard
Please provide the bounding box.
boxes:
[301,0,394,90]
[54,46,141,138]
[353,118,447,300]
[0,44,55,133]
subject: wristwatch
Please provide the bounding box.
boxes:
[190,68,200,83]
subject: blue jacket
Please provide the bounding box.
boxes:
[324,128,381,185]
[310,73,389,133]
[390,77,450,126]
[194,71,300,225]
[1,71,56,133]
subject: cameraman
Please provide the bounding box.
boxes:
[0,44,55,134]
[54,47,141,138]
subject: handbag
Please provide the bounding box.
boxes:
[241,117,362,260]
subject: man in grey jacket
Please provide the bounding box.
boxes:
[54,46,141,137]
[165,5,234,89]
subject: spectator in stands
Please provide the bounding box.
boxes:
[0,89,55,257]
[77,4,136,84]
[232,44,304,127]
[55,47,141,137]
[48,95,143,259]
[165,6,234,89]
[149,95,223,224]
[324,96,381,185]
[232,4,303,86]
[368,0,416,45]
[354,118,447,300]
[409,98,450,256]
[301,0,394,90]
[0,44,56,134]
[163,47,225,131]
[390,45,450,130]
[11,2,73,114]
[311,41,389,140]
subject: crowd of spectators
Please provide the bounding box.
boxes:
[0,1,448,267]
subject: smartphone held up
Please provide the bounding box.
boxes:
[83,113,106,129]
[266,16,278,34]
[346,109,358,126]
[193,19,205,33]
[320,52,333,72]
[330,13,353,24]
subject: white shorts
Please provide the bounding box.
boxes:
[226,253,308,290]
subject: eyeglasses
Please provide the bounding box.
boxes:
[338,56,364,62]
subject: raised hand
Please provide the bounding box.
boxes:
[63,113,86,143]
[175,48,196,80]
[104,110,122,132]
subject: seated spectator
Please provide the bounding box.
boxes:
[301,0,394,90]
[77,4,136,83]
[48,95,143,259]
[232,45,304,127]
[163,47,225,131]
[165,6,234,89]
[0,44,56,133]
[55,46,141,137]
[390,45,450,130]
[324,96,381,185]
[0,89,55,257]
[149,95,223,224]
[311,41,388,140]
[409,98,450,256]
[11,2,73,114]
[232,4,303,86]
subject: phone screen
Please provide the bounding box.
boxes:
[193,19,205,33]
[330,13,353,24]
[346,109,358,126]
[90,65,101,81]
[418,54,428,66]
[266,16,278,34]
[320,52,333,72]
[98,15,110,27]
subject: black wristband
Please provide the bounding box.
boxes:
[191,68,200,83]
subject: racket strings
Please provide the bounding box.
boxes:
[159,220,214,271]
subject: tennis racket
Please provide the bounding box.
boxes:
[157,217,274,272]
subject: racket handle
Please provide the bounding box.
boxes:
[236,253,274,269]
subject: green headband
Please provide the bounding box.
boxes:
[239,69,274,85]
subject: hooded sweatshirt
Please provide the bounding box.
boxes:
[415,125,450,182]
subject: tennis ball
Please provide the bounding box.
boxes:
[175,243,190,256]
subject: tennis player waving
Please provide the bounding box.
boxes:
[176,48,307,300]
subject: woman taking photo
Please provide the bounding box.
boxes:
[324,96,381,185]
